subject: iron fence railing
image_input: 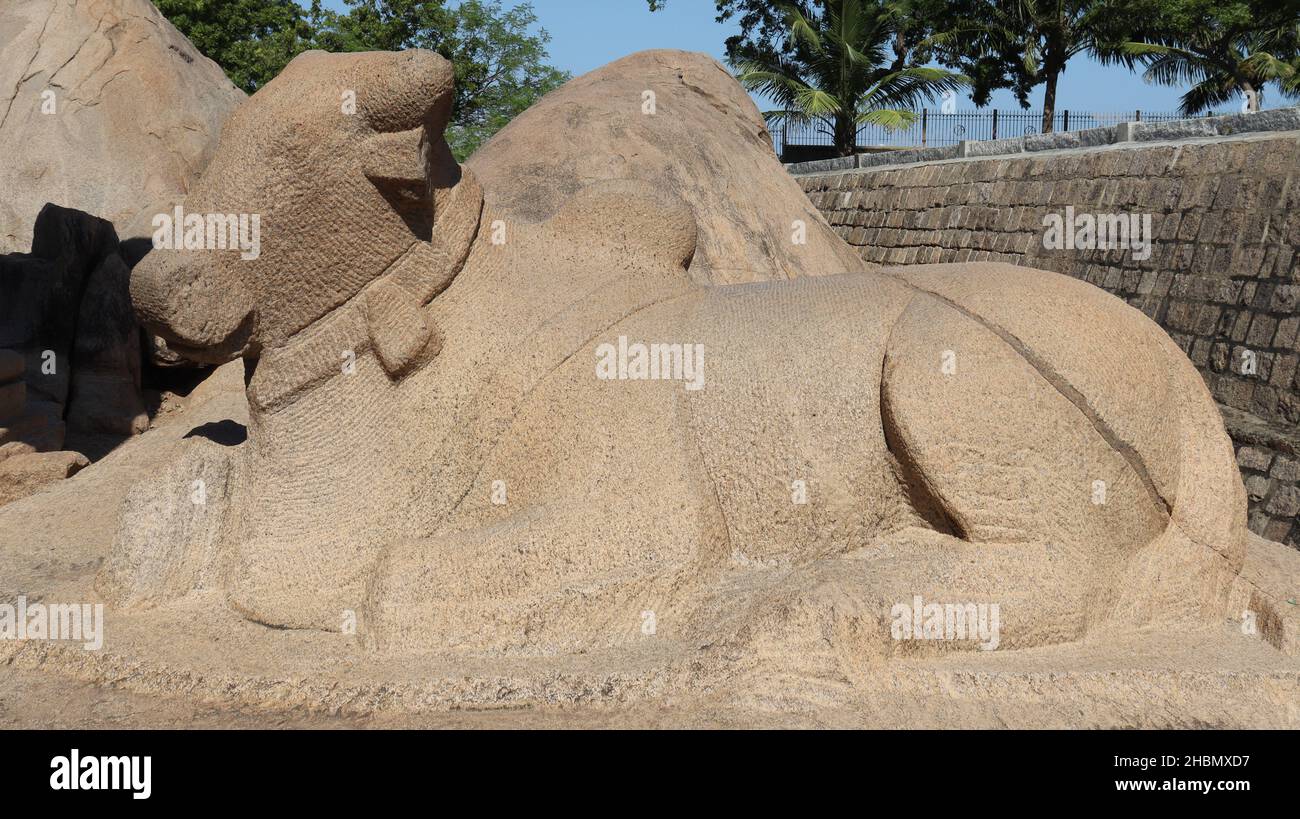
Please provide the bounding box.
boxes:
[773,109,1188,158]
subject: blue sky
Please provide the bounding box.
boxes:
[316,0,1262,116]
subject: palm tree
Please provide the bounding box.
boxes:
[933,1,1128,134]
[733,0,969,157]
[1119,12,1300,115]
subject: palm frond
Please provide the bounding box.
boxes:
[732,55,814,111]
[784,3,822,53]
[863,66,970,110]
[1242,50,1296,82]
[1178,77,1237,117]
[858,107,916,131]
[1139,52,1207,88]
[794,84,842,117]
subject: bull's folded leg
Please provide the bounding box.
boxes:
[225,356,412,631]
[879,262,1244,641]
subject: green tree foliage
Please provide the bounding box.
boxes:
[727,1,968,157]
[655,0,1300,133]
[157,0,569,160]
[648,0,800,61]
[1116,0,1300,115]
[317,0,570,159]
[154,0,315,92]
[929,1,1141,133]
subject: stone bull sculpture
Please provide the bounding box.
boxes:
[103,49,1245,657]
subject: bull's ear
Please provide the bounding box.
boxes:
[361,126,433,239]
[362,118,478,248]
[352,49,454,134]
[361,127,427,184]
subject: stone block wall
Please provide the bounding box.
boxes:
[793,117,1300,548]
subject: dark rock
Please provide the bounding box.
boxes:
[0,203,148,437]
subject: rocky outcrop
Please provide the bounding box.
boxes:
[0,0,245,253]
[0,203,153,506]
[0,348,64,462]
[0,0,245,505]
[0,449,88,506]
[1,203,147,438]
[468,49,864,285]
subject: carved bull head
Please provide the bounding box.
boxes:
[130,50,482,388]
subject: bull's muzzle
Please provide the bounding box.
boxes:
[130,249,257,364]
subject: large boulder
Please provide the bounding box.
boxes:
[0,204,147,439]
[468,50,864,285]
[0,349,63,461]
[0,350,23,421]
[0,449,88,506]
[0,0,245,253]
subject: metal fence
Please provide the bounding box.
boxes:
[773,109,1187,158]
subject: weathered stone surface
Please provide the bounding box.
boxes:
[964,137,1025,157]
[787,155,859,174]
[0,0,245,252]
[856,144,959,169]
[0,449,88,506]
[0,441,28,464]
[98,437,241,607]
[469,49,864,285]
[1228,532,1300,656]
[0,408,62,459]
[1135,108,1300,142]
[1023,125,1115,151]
[795,124,1300,548]
[1238,445,1274,472]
